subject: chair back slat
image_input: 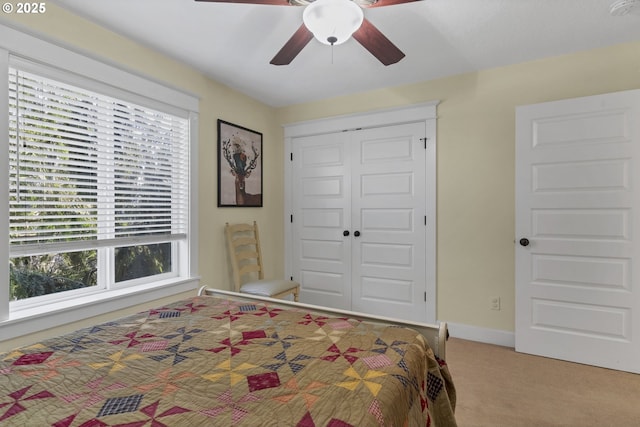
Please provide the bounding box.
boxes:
[239,264,261,275]
[232,237,258,248]
[236,250,260,262]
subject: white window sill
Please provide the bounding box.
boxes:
[0,277,200,342]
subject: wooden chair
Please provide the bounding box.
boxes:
[224,221,300,302]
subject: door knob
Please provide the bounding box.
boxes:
[354,231,361,237]
[519,238,530,247]
[343,230,350,236]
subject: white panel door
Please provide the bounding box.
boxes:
[515,89,640,373]
[291,132,352,310]
[291,122,429,322]
[350,123,427,321]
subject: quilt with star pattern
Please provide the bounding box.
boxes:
[0,294,456,426]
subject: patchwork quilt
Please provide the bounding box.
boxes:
[0,295,456,426]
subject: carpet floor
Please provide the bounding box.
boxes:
[445,338,640,427]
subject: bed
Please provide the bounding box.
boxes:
[0,287,456,426]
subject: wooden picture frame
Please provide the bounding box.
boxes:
[217,119,263,207]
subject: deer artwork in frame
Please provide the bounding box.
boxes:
[217,119,263,207]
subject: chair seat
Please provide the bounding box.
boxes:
[240,279,300,298]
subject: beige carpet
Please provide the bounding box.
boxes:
[445,338,640,427]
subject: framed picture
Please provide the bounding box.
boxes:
[217,119,263,207]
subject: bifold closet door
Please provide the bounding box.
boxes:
[350,122,427,322]
[291,131,352,311]
[291,121,429,322]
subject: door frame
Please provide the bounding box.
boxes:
[283,102,439,323]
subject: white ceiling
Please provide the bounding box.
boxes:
[51,0,640,107]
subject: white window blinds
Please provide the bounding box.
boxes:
[8,63,190,253]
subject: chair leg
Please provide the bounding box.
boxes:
[293,286,300,302]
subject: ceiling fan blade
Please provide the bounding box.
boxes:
[195,0,291,5]
[352,18,405,65]
[270,24,314,65]
[364,0,422,7]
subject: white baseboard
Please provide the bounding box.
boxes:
[446,322,515,348]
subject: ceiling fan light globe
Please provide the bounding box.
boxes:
[302,0,364,46]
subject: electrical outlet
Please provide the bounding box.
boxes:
[490,296,501,311]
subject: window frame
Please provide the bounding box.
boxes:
[0,24,200,340]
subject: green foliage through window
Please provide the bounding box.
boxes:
[10,251,97,300]
[115,243,171,283]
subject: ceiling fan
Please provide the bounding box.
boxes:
[195,0,421,66]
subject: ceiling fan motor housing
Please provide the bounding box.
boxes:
[302,0,364,45]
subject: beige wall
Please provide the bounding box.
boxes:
[1,4,286,349]
[276,41,640,333]
[3,5,640,348]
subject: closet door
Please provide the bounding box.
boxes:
[291,132,352,310]
[291,122,429,322]
[350,123,427,321]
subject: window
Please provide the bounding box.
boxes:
[1,24,199,338]
[8,63,189,306]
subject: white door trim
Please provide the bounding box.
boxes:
[283,102,439,323]
[283,102,439,139]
